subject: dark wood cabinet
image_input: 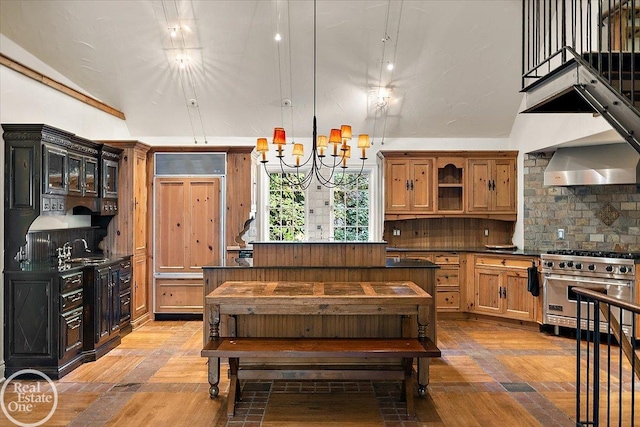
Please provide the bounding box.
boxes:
[4,270,85,379]
[119,259,132,330]
[83,257,130,360]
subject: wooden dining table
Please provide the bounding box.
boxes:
[203,280,435,399]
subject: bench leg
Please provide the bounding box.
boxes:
[403,358,415,418]
[227,358,240,417]
[207,357,220,398]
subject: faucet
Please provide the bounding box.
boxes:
[72,238,91,253]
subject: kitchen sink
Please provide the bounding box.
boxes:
[68,257,110,266]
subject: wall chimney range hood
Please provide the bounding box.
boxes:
[544,143,640,186]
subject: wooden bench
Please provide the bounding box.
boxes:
[201,336,441,417]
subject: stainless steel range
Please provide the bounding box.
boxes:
[541,250,637,334]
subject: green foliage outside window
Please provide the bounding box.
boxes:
[268,173,306,241]
[333,173,369,241]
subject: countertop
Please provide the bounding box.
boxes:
[204,257,437,269]
[6,254,132,273]
[386,247,541,257]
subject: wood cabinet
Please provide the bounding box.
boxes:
[467,158,516,214]
[103,141,151,329]
[387,251,464,313]
[4,270,85,379]
[382,151,517,220]
[155,177,222,273]
[154,176,222,313]
[436,158,464,213]
[384,158,434,213]
[83,258,130,361]
[471,255,537,321]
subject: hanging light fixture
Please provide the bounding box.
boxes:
[256,0,370,189]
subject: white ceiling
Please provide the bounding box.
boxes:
[0,0,524,142]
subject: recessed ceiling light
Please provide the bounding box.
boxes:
[275,33,282,41]
[387,62,394,71]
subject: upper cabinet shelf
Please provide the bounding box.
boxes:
[381,151,518,221]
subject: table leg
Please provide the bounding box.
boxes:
[207,304,221,398]
[417,305,430,393]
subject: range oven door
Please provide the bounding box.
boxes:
[543,273,633,330]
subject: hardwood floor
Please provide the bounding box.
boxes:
[1,319,637,426]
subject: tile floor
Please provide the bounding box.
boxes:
[1,319,637,426]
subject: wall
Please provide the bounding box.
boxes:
[523,153,640,252]
[508,96,622,249]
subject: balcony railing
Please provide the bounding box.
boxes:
[522,0,638,106]
[575,287,639,426]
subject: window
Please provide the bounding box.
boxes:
[268,172,306,241]
[332,172,370,241]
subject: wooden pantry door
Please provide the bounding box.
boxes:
[155,177,222,273]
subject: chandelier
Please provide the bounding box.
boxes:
[255,0,370,190]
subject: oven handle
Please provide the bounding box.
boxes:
[544,273,632,288]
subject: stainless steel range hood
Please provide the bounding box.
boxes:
[544,143,640,186]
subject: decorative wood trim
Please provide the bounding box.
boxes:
[0,53,126,120]
[149,146,254,153]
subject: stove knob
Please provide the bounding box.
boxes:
[567,261,574,268]
[545,261,554,268]
[588,264,596,271]
[559,262,566,268]
[619,266,628,274]
[606,265,614,272]
[575,263,583,270]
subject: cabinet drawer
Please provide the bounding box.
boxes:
[120,259,132,273]
[475,256,533,269]
[435,268,459,287]
[120,290,131,325]
[434,254,459,265]
[61,288,83,312]
[155,280,203,313]
[404,253,434,262]
[437,291,460,310]
[60,307,83,360]
[61,272,83,293]
[120,274,132,291]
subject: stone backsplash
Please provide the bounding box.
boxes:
[524,153,640,252]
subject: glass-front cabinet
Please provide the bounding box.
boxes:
[68,153,99,197]
[102,159,118,199]
[43,144,68,195]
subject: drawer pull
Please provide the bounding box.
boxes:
[69,320,82,330]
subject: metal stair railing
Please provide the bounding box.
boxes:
[574,287,639,427]
[522,1,640,152]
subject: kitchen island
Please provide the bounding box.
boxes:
[201,242,438,407]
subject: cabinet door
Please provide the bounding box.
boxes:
[474,268,501,314]
[410,159,434,212]
[110,269,120,334]
[8,276,54,356]
[385,159,411,212]
[133,255,147,318]
[492,158,516,213]
[503,270,535,320]
[84,156,99,197]
[134,150,147,255]
[188,179,222,269]
[96,268,111,343]
[155,177,222,273]
[467,159,490,212]
[156,179,188,271]
[68,153,83,196]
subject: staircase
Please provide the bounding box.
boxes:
[521,0,640,153]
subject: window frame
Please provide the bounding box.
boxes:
[330,169,373,242]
